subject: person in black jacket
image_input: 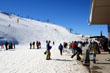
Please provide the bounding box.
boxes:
[5,41,8,50]
[76,45,82,60]
[30,42,32,49]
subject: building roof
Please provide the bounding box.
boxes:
[89,0,110,25]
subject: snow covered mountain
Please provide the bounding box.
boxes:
[0,11,82,44]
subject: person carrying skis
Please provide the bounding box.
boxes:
[58,43,63,55]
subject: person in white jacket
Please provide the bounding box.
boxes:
[78,42,82,55]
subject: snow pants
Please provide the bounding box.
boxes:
[60,50,62,55]
[46,50,51,60]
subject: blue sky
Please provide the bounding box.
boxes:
[0,0,108,36]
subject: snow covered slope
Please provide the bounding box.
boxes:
[0,12,82,44]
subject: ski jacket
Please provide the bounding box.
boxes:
[58,44,63,50]
[78,43,82,49]
[46,43,52,50]
[72,43,75,49]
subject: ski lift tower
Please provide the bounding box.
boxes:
[89,0,110,49]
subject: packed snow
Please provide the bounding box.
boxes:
[0,12,89,73]
[0,45,89,73]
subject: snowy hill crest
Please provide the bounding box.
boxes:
[0,12,82,44]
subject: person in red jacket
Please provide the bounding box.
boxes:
[71,41,77,58]
[1,42,4,48]
[36,41,39,49]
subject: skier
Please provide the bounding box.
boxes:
[10,42,13,49]
[1,42,4,49]
[71,42,77,58]
[5,41,8,50]
[46,40,52,60]
[53,41,55,45]
[36,41,39,49]
[76,43,82,61]
[9,42,12,49]
[92,49,96,63]
[13,43,15,49]
[33,42,35,49]
[30,42,32,49]
[58,43,63,55]
[92,42,97,63]
[78,42,82,55]
[69,42,72,49]
[39,41,41,49]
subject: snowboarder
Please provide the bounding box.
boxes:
[58,43,63,55]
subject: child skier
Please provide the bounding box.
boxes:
[92,49,96,63]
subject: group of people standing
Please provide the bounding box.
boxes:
[29,39,105,63]
[0,41,16,50]
[44,40,84,61]
[30,41,41,49]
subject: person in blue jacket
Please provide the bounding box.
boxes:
[58,43,63,55]
[46,40,52,60]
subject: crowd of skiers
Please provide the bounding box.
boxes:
[30,41,41,49]
[43,40,87,60]
[0,41,16,50]
[1,39,105,63]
